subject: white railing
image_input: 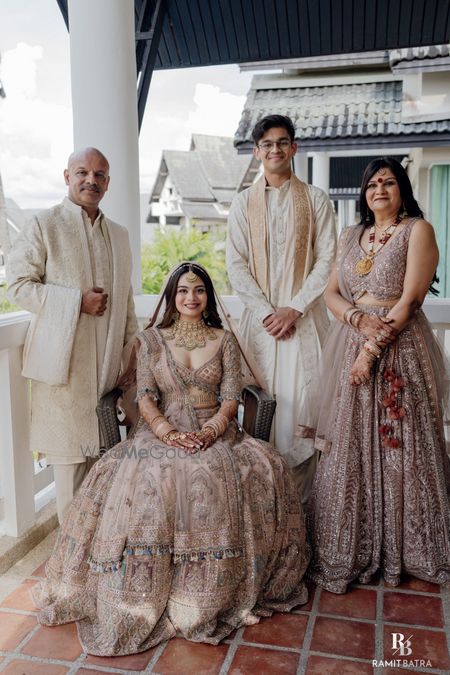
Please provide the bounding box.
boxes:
[0,295,449,537]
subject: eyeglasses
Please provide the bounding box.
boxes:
[257,139,292,152]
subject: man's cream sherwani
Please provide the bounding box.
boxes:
[7,198,138,460]
[226,177,336,469]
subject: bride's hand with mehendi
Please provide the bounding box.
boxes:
[163,430,204,451]
[190,428,216,452]
[349,349,374,386]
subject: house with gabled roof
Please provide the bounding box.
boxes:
[147,134,258,232]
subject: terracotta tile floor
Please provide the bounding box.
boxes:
[0,564,449,674]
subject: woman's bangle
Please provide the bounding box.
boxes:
[148,413,165,429]
[363,340,382,358]
[154,420,176,440]
[343,307,358,325]
[202,412,229,438]
[344,307,364,330]
[352,311,364,329]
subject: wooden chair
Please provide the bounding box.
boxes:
[96,385,276,451]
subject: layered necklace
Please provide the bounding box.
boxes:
[164,317,218,351]
[355,215,402,276]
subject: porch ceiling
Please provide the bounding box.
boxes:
[56,0,450,128]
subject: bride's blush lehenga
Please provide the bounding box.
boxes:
[304,219,450,593]
[32,328,310,655]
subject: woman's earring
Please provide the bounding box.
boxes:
[202,309,209,319]
[172,310,180,321]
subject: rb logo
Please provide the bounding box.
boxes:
[392,633,413,656]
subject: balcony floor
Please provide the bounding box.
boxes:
[1,556,450,675]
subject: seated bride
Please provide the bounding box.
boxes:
[33,262,310,656]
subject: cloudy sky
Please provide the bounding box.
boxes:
[0,0,254,209]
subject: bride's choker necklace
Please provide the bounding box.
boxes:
[164,317,218,351]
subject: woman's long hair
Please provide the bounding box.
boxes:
[157,262,223,329]
[358,156,439,295]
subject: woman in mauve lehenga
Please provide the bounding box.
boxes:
[33,262,309,655]
[300,157,450,593]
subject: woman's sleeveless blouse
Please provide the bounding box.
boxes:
[343,219,416,301]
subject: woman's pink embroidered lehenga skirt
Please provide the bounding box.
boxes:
[307,307,450,593]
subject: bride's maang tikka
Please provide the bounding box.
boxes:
[185,264,200,283]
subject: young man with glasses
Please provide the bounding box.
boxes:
[226,114,336,501]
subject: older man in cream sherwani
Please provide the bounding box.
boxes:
[227,115,336,501]
[7,148,138,522]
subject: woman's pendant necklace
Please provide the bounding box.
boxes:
[355,216,402,276]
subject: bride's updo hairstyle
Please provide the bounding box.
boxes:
[158,262,223,329]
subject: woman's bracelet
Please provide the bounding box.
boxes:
[351,311,364,329]
[148,413,165,429]
[343,307,358,325]
[363,340,382,359]
[154,419,176,440]
[343,307,364,330]
[202,412,229,439]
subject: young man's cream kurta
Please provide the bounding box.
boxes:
[7,197,138,464]
[227,177,336,471]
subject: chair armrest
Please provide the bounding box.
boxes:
[96,387,122,452]
[242,385,276,442]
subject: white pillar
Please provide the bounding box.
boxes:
[312,152,330,194]
[293,152,308,182]
[348,199,356,226]
[0,347,35,536]
[337,199,357,232]
[67,0,141,291]
[337,201,346,232]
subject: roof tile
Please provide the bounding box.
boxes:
[235,80,450,146]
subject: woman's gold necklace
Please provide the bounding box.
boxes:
[164,318,218,350]
[355,215,402,276]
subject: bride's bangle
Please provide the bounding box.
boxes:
[202,412,229,438]
[154,419,176,440]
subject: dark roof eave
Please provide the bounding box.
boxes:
[236,132,450,153]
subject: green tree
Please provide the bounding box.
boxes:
[141,228,230,294]
[0,284,19,313]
